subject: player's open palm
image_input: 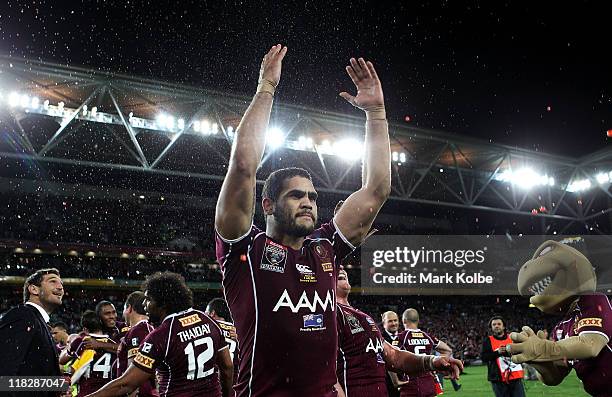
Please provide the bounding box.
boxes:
[259,44,287,87]
[340,57,384,110]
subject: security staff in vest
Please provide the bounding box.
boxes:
[481,315,525,397]
[0,268,65,396]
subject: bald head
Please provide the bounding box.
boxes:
[402,308,419,327]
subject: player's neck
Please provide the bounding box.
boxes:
[337,295,349,305]
[266,225,305,250]
[130,314,148,326]
[28,297,55,315]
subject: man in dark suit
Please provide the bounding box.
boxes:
[0,268,65,396]
[381,311,401,397]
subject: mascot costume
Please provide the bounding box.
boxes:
[509,240,611,396]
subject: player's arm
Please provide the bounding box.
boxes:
[334,58,391,246]
[383,341,463,379]
[509,326,608,362]
[0,314,34,375]
[388,371,409,388]
[83,339,119,354]
[216,346,234,397]
[434,340,453,357]
[84,364,150,397]
[215,44,287,240]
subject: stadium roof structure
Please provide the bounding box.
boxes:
[1,55,612,233]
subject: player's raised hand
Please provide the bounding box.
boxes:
[432,356,464,380]
[340,58,384,111]
[258,44,288,89]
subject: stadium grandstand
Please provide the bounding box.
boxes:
[1,55,611,375]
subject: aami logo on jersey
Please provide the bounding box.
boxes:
[178,314,201,327]
[273,289,335,313]
[296,263,317,283]
[301,314,325,332]
[261,239,288,273]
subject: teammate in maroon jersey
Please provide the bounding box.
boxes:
[85,272,233,397]
[115,291,157,396]
[79,301,125,357]
[215,43,392,397]
[395,309,453,397]
[206,297,240,393]
[335,268,462,397]
[61,310,117,397]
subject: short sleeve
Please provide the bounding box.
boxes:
[133,330,164,374]
[315,219,356,264]
[126,329,144,359]
[576,294,611,341]
[215,225,261,271]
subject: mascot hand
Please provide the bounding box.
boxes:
[508,326,561,363]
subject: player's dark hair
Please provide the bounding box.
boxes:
[141,272,193,314]
[81,310,103,333]
[262,167,312,202]
[206,298,232,322]
[95,300,115,317]
[23,268,60,302]
[51,321,68,331]
[125,291,147,315]
[489,315,505,329]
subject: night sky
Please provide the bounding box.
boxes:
[1,0,610,157]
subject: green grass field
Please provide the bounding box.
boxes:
[444,365,589,396]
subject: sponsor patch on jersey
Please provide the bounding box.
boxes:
[576,317,603,329]
[261,239,287,273]
[141,342,153,353]
[346,313,365,334]
[556,329,564,340]
[411,332,424,338]
[296,263,317,283]
[134,352,155,369]
[392,340,400,347]
[301,313,325,332]
[321,262,333,272]
[179,314,202,327]
[128,347,139,358]
[121,326,131,333]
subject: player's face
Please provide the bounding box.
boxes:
[273,176,318,237]
[383,313,399,333]
[491,319,505,335]
[99,304,117,328]
[143,290,163,325]
[37,274,64,308]
[51,327,68,344]
[337,267,351,296]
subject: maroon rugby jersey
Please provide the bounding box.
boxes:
[216,319,240,389]
[132,309,228,397]
[215,220,355,397]
[336,303,387,396]
[552,293,611,397]
[68,333,117,397]
[116,319,157,396]
[397,329,439,397]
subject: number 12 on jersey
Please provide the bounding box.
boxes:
[184,337,214,380]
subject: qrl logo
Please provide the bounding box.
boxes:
[272,289,335,313]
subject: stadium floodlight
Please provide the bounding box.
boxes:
[91,106,97,116]
[43,99,50,109]
[392,151,399,162]
[82,105,88,115]
[177,118,185,130]
[567,178,592,193]
[156,113,166,127]
[8,92,20,107]
[30,97,39,109]
[496,168,554,189]
[201,119,210,134]
[193,120,201,132]
[227,126,234,137]
[165,115,175,129]
[58,101,65,110]
[399,152,407,163]
[266,127,285,149]
[19,94,29,108]
[333,138,363,161]
[212,122,219,134]
[596,172,610,185]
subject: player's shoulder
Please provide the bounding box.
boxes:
[579,293,611,309]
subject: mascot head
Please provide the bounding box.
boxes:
[517,239,596,314]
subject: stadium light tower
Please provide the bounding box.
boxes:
[266,127,285,150]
